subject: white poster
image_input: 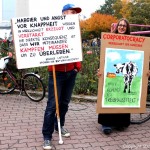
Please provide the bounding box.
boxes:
[11,15,82,69]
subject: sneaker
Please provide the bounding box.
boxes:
[43,140,52,150]
[101,126,112,135]
[55,127,70,137]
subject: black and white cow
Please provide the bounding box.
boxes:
[114,61,138,93]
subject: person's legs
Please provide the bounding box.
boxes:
[60,70,77,126]
[42,72,56,141]
[55,70,77,130]
[98,114,113,135]
[98,113,130,135]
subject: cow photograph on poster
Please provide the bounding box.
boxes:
[97,32,150,113]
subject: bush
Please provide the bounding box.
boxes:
[73,47,100,95]
[29,47,100,96]
[27,47,100,95]
[0,38,100,96]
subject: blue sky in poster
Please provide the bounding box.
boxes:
[105,48,144,77]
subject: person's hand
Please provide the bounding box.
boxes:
[97,69,102,77]
[147,70,150,77]
[7,52,13,57]
[74,68,78,72]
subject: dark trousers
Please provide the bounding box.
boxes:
[98,113,130,127]
[42,70,77,140]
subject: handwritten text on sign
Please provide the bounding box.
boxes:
[11,15,82,69]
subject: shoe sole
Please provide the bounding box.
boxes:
[103,130,112,135]
[62,133,70,137]
[55,130,70,137]
[43,146,52,150]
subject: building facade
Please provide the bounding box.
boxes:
[0,0,29,22]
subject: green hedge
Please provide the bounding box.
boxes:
[74,47,100,95]
[28,47,100,96]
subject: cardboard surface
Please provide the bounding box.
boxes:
[11,15,82,69]
[97,32,150,113]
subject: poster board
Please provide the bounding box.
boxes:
[97,32,150,113]
[11,15,82,69]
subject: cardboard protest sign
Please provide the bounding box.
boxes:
[11,15,82,69]
[97,32,150,113]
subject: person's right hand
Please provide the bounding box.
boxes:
[147,70,150,77]
[7,52,13,57]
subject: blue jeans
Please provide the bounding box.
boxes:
[42,70,77,140]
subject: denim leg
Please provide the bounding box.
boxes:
[55,70,77,129]
[42,72,56,140]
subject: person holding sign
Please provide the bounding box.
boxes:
[0,39,13,58]
[42,4,82,150]
[98,18,131,135]
[0,38,17,72]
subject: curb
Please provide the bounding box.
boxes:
[12,91,98,102]
[45,92,97,102]
[72,94,97,102]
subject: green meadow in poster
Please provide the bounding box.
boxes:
[102,48,144,108]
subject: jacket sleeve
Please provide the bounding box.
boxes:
[74,62,82,72]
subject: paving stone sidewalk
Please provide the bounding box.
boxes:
[0,94,150,150]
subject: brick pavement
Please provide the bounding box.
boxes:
[0,94,150,150]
